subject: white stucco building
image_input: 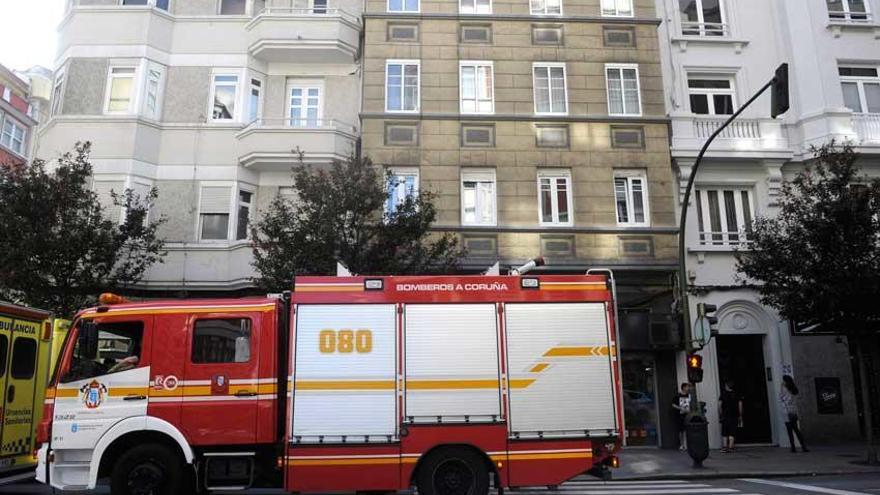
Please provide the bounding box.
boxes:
[658,0,877,447]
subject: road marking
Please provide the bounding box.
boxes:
[529,489,739,495]
[545,485,714,491]
[740,478,871,495]
[565,481,690,485]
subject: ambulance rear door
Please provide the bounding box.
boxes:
[0,316,41,466]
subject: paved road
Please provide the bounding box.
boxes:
[2,474,879,494]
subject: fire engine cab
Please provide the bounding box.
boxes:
[36,272,623,495]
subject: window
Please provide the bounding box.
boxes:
[601,0,633,17]
[603,26,636,47]
[461,0,491,14]
[688,77,735,115]
[388,23,419,41]
[460,62,494,114]
[199,186,232,241]
[536,125,568,148]
[386,61,420,113]
[537,170,573,226]
[695,188,754,246]
[461,24,492,43]
[679,0,726,36]
[533,64,567,115]
[211,74,239,121]
[386,122,419,145]
[606,64,642,116]
[144,67,163,119]
[236,190,252,240]
[219,0,247,14]
[611,126,645,149]
[0,118,26,155]
[461,124,495,147]
[461,169,496,226]
[388,0,418,12]
[828,0,871,21]
[51,72,65,116]
[10,338,36,380]
[0,335,7,377]
[614,172,649,226]
[2,87,10,102]
[62,321,144,383]
[839,67,880,114]
[532,25,563,45]
[249,78,263,123]
[192,319,251,363]
[288,81,322,126]
[530,0,561,15]
[94,180,124,224]
[386,168,419,215]
[122,0,170,9]
[105,67,136,114]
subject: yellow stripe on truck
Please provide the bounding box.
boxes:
[295,380,395,390]
[407,379,499,390]
[508,451,592,461]
[543,346,609,357]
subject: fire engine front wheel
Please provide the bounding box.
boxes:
[110,443,183,495]
[417,447,490,495]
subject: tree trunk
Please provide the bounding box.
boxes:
[855,336,879,465]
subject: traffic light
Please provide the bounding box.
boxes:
[696,302,719,341]
[687,353,704,383]
[771,63,790,119]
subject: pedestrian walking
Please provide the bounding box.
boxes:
[719,380,743,453]
[780,374,809,453]
[672,383,691,450]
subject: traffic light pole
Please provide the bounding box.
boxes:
[677,76,778,468]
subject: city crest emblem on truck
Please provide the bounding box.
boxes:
[80,380,107,409]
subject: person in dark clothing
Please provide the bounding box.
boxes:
[719,380,743,453]
[780,374,809,453]
[672,383,691,450]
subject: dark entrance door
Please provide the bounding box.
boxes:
[716,335,772,444]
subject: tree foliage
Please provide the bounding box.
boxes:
[251,155,463,291]
[0,142,166,315]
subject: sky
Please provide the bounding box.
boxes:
[0,0,66,72]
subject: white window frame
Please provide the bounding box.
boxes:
[248,75,264,124]
[103,65,139,115]
[460,0,491,14]
[287,79,324,127]
[530,0,562,15]
[120,176,155,225]
[680,0,728,37]
[387,0,420,13]
[235,186,255,241]
[2,87,10,102]
[386,167,420,216]
[51,70,65,117]
[218,0,249,15]
[537,169,573,227]
[605,63,642,117]
[142,63,165,120]
[385,60,421,114]
[695,186,756,247]
[532,62,568,116]
[460,61,495,115]
[196,182,255,243]
[839,66,880,114]
[613,170,650,227]
[461,168,497,226]
[828,0,873,22]
[0,117,26,156]
[208,70,243,123]
[687,75,737,115]
[601,0,633,17]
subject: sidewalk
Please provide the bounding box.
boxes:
[598,445,880,480]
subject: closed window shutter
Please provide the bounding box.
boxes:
[94,181,124,223]
[200,186,231,214]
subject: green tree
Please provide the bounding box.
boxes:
[736,142,880,464]
[251,155,462,290]
[0,142,166,316]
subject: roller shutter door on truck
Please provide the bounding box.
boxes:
[505,303,616,437]
[292,304,397,442]
[404,304,500,422]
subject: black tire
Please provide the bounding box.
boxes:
[416,447,490,495]
[110,443,183,495]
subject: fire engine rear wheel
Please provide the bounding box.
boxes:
[110,443,183,495]
[417,447,490,495]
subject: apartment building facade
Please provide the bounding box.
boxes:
[0,64,40,166]
[361,0,683,446]
[659,0,878,447]
[38,0,362,291]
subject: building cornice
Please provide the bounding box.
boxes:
[361,112,670,124]
[363,13,661,25]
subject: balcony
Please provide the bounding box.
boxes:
[670,116,790,159]
[853,114,880,144]
[236,118,358,170]
[59,4,175,56]
[680,21,729,37]
[246,4,360,63]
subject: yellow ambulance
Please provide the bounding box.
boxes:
[0,302,67,482]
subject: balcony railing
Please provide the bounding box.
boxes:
[828,10,873,23]
[853,113,880,143]
[697,231,752,248]
[681,21,728,37]
[693,117,762,139]
[242,118,357,132]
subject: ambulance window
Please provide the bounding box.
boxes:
[192,319,251,364]
[0,335,8,377]
[10,338,37,379]
[61,321,144,383]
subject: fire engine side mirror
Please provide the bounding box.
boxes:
[78,321,99,360]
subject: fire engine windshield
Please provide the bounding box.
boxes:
[61,321,144,383]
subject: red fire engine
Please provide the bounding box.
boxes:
[36,271,623,494]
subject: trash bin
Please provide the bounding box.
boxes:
[685,414,709,467]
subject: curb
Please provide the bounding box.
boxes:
[575,468,880,482]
